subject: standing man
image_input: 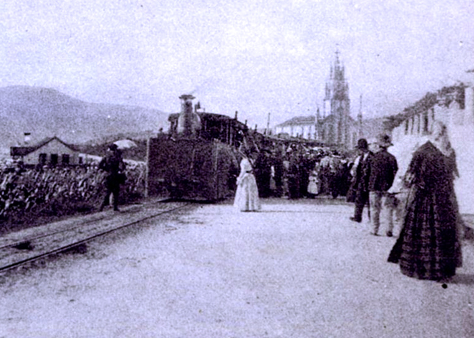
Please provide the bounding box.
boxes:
[367,134,398,236]
[271,149,284,197]
[348,138,373,223]
[99,143,126,212]
[254,149,272,198]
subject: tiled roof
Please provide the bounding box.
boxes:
[316,115,357,124]
[275,116,316,127]
[10,136,78,157]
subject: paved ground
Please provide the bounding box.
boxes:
[0,198,473,338]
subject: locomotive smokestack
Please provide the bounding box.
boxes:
[177,94,201,138]
[180,94,195,137]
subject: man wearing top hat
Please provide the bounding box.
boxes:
[367,134,398,236]
[348,138,373,223]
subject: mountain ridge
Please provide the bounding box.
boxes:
[0,86,170,150]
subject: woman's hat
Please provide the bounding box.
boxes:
[355,138,368,150]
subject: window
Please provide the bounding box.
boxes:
[50,154,58,165]
[62,154,70,165]
[38,153,47,165]
[423,111,429,134]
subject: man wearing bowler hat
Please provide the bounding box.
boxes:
[367,134,398,236]
[348,138,373,223]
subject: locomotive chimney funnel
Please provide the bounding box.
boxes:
[177,94,201,137]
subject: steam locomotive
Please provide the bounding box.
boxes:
[145,95,324,201]
[146,95,249,201]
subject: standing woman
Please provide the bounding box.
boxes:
[234,147,261,212]
[388,121,463,281]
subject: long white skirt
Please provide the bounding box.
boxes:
[307,175,320,195]
[233,173,261,212]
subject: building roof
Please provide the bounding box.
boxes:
[10,136,78,157]
[316,114,357,124]
[276,114,359,128]
[275,116,316,127]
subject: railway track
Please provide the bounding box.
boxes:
[0,199,192,273]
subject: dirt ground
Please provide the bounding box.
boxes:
[0,198,473,338]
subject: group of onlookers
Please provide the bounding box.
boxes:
[248,145,353,201]
[234,120,464,282]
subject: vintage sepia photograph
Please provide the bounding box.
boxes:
[0,0,473,337]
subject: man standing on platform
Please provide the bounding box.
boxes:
[99,143,126,212]
[348,138,373,223]
[367,134,398,236]
[254,149,273,198]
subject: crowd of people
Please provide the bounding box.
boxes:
[236,144,354,202]
[234,120,464,282]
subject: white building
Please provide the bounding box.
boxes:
[10,136,81,166]
[388,83,474,214]
[274,116,317,139]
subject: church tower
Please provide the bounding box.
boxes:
[322,51,351,146]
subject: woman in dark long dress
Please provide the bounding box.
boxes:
[388,121,462,281]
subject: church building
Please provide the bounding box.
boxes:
[274,51,362,149]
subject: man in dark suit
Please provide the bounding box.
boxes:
[254,149,273,198]
[367,134,398,236]
[99,143,126,212]
[348,138,373,223]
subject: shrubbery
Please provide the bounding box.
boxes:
[0,162,146,233]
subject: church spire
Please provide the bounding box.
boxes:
[323,49,351,146]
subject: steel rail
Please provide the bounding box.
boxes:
[0,201,190,273]
[0,198,173,251]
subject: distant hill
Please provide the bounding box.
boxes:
[0,86,170,150]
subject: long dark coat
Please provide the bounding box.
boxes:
[367,149,398,192]
[99,149,126,189]
[388,141,462,280]
[346,152,373,203]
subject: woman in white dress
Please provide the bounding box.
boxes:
[233,149,261,212]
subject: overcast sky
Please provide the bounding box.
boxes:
[1,0,473,129]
